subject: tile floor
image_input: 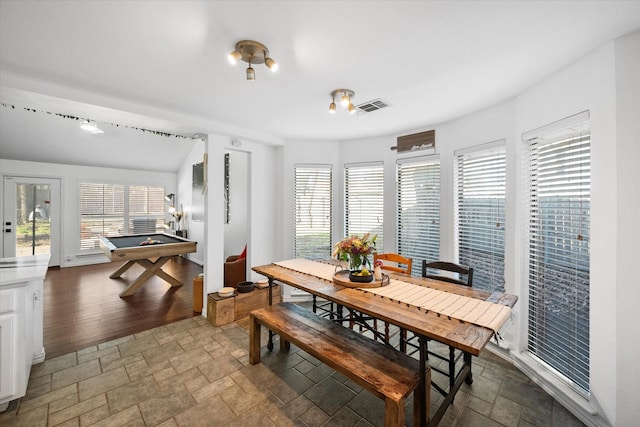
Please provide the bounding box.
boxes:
[0,306,585,427]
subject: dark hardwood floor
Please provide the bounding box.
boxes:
[43,257,203,359]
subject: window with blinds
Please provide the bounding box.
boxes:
[80,183,125,250]
[345,162,384,251]
[455,143,505,292]
[294,165,332,259]
[129,185,165,234]
[525,111,590,394]
[397,158,440,275]
[80,183,165,251]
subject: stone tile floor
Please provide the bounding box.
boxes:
[0,308,585,427]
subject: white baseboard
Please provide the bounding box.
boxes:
[32,348,46,364]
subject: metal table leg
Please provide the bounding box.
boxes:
[267,278,274,351]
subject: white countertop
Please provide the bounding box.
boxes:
[0,254,50,286]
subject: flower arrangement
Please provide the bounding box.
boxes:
[333,233,377,272]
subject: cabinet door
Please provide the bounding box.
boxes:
[0,315,16,401]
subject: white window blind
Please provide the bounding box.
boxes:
[80,183,166,251]
[129,185,165,234]
[80,183,124,250]
[345,162,384,251]
[397,158,440,275]
[455,143,505,292]
[294,165,332,259]
[525,111,590,394]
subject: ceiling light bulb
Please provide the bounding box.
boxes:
[341,92,349,107]
[228,50,242,64]
[265,57,278,72]
[246,65,255,81]
[329,102,336,114]
[348,103,356,114]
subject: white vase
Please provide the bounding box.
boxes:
[374,265,382,281]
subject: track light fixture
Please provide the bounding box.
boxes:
[329,89,356,115]
[329,95,337,114]
[228,40,278,81]
[246,60,255,81]
[80,120,104,134]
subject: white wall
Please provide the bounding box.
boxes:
[245,140,280,281]
[513,40,618,426]
[201,135,281,303]
[223,150,249,258]
[613,31,640,427]
[177,140,205,265]
[0,158,177,267]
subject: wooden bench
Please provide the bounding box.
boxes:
[250,302,429,427]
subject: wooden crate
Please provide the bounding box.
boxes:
[207,284,281,326]
[236,285,281,320]
[207,293,235,326]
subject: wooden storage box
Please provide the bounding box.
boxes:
[207,284,281,326]
[207,293,235,326]
[236,284,281,320]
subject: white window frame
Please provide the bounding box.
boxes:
[79,182,165,253]
[454,141,506,291]
[294,164,332,260]
[344,161,384,251]
[523,110,591,396]
[397,155,440,275]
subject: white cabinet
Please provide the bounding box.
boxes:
[0,255,48,411]
[0,314,16,401]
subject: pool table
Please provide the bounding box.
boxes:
[99,233,197,297]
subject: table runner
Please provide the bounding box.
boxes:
[274,258,511,333]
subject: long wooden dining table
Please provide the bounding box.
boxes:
[252,260,517,427]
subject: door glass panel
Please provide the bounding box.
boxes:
[16,184,51,256]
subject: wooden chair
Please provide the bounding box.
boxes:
[374,253,413,275]
[224,255,246,288]
[373,253,412,344]
[405,260,474,370]
[421,260,473,287]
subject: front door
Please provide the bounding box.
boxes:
[2,176,61,266]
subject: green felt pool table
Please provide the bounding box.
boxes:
[99,233,197,297]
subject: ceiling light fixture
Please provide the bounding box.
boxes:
[329,89,356,115]
[228,40,278,81]
[80,120,104,134]
[246,60,255,81]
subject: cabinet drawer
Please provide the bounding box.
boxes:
[0,289,16,314]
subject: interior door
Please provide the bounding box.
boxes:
[2,176,61,266]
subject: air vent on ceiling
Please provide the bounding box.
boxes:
[356,98,390,114]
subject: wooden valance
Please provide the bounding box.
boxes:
[395,129,435,153]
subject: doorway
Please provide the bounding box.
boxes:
[2,176,61,266]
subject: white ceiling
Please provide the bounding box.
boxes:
[1,1,639,171]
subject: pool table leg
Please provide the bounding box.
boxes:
[119,256,177,297]
[109,260,136,279]
[138,260,183,287]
